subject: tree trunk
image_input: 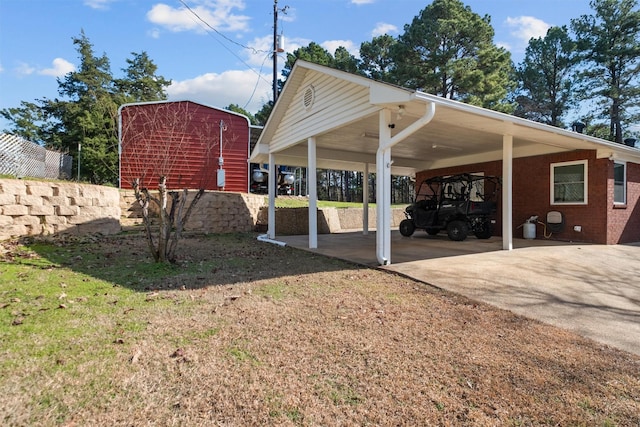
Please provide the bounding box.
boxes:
[157,176,169,263]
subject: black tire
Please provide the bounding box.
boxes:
[474,220,493,239]
[426,228,440,236]
[399,219,415,237]
[446,220,469,241]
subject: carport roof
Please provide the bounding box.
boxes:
[251,60,640,175]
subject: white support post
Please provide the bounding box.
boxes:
[376,109,393,265]
[308,137,318,249]
[502,134,513,250]
[268,153,276,240]
[363,163,369,235]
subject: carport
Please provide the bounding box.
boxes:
[251,60,637,265]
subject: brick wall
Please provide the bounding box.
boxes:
[607,162,640,244]
[0,179,120,240]
[414,150,638,244]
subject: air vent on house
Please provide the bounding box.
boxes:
[302,85,315,110]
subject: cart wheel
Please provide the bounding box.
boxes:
[399,219,415,237]
[446,220,468,241]
[474,220,492,239]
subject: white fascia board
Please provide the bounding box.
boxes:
[597,148,640,163]
[369,84,415,105]
[249,142,270,163]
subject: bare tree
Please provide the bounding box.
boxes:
[120,101,225,263]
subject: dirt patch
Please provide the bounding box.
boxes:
[1,232,639,426]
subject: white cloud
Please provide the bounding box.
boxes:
[506,16,550,46]
[371,22,398,37]
[321,39,359,57]
[146,1,250,35]
[166,69,272,114]
[351,0,375,4]
[242,34,311,72]
[148,28,161,39]
[15,62,35,77]
[83,0,115,10]
[243,35,277,68]
[39,58,75,77]
[0,63,4,73]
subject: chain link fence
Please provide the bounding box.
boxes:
[0,133,73,179]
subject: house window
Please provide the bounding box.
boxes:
[614,162,626,204]
[551,160,588,205]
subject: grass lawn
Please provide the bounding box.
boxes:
[1,232,639,426]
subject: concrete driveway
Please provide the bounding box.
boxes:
[277,231,640,356]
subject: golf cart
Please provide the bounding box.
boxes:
[399,173,501,241]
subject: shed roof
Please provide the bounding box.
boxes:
[251,60,640,175]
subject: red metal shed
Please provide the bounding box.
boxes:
[118,100,250,192]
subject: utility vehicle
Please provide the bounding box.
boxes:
[399,173,501,241]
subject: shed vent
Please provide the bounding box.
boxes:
[302,85,315,110]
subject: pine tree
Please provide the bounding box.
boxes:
[572,0,640,142]
[358,35,397,82]
[0,31,171,184]
[515,26,578,127]
[390,0,516,112]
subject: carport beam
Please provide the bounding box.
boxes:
[502,134,513,250]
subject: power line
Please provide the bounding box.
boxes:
[243,52,272,110]
[178,0,265,55]
[177,0,271,89]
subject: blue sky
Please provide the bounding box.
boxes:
[0,0,594,129]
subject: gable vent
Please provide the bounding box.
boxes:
[302,85,315,110]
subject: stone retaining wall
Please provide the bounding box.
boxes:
[120,190,265,234]
[0,179,120,240]
[0,177,404,240]
[258,206,406,235]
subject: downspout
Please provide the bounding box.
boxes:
[376,101,436,265]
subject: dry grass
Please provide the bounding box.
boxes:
[1,232,639,426]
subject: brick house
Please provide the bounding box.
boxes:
[252,61,640,264]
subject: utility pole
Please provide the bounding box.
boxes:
[273,0,286,103]
[273,0,279,103]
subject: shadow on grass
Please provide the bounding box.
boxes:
[15,226,360,292]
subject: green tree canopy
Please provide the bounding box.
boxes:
[225,103,258,125]
[115,51,171,103]
[1,31,171,184]
[515,26,578,127]
[281,42,335,83]
[571,0,640,142]
[358,34,397,82]
[390,0,516,112]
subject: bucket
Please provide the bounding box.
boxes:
[523,222,536,239]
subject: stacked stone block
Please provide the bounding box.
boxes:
[257,206,406,235]
[0,179,120,240]
[118,190,265,234]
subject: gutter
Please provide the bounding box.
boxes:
[376,101,436,266]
